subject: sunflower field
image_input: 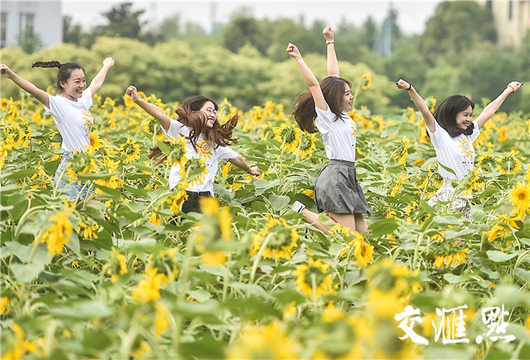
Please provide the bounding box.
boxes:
[1,81,529,360]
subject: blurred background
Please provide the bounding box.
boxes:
[1,0,529,113]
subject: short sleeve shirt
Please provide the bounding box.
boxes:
[315,105,357,162]
[164,119,239,193]
[44,89,94,152]
[426,119,481,180]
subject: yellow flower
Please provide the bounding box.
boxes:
[321,302,345,322]
[251,218,299,261]
[180,157,208,186]
[78,220,99,239]
[353,233,374,268]
[1,297,9,314]
[274,123,300,153]
[103,247,128,283]
[131,265,166,303]
[226,321,300,360]
[89,130,102,149]
[360,73,371,90]
[199,196,220,216]
[40,203,73,256]
[168,180,188,213]
[221,161,232,178]
[509,182,530,217]
[298,132,317,158]
[292,257,334,300]
[118,137,140,163]
[433,249,468,269]
[0,97,11,111]
[153,303,170,339]
[496,151,522,174]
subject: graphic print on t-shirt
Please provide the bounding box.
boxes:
[197,139,213,160]
[458,138,474,159]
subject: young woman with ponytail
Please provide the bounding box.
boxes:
[0,58,115,201]
[125,86,260,213]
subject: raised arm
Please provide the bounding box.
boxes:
[228,154,260,176]
[87,57,114,95]
[0,64,50,107]
[323,26,339,77]
[476,81,523,128]
[396,79,436,133]
[125,85,172,132]
[287,43,327,111]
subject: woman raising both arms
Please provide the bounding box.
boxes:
[125,86,260,214]
[396,78,523,219]
[288,26,370,235]
[0,58,115,202]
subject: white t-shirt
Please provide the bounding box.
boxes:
[164,119,239,193]
[44,89,94,152]
[426,119,480,180]
[315,105,357,162]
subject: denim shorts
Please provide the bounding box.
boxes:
[54,151,94,199]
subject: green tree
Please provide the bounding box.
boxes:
[63,15,84,45]
[17,30,42,54]
[360,16,378,50]
[96,2,146,39]
[418,1,497,66]
[223,12,267,55]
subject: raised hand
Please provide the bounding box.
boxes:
[323,26,334,41]
[396,78,412,90]
[125,85,140,102]
[507,81,523,93]
[286,43,301,59]
[0,64,14,78]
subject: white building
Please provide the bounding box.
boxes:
[0,0,62,49]
[476,0,530,48]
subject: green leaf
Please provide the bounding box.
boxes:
[49,300,113,319]
[444,273,462,284]
[2,168,38,180]
[486,250,517,262]
[368,218,400,237]
[268,194,290,211]
[10,263,45,282]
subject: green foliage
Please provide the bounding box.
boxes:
[418,1,497,66]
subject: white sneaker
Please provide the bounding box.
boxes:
[292,200,306,213]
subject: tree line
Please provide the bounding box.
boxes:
[3,1,529,113]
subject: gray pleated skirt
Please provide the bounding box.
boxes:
[315,159,371,215]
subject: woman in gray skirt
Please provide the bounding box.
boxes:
[287,26,370,235]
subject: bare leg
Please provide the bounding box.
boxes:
[300,209,359,235]
[354,213,368,234]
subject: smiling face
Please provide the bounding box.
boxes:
[455,105,473,131]
[60,68,86,101]
[200,101,218,128]
[339,83,354,112]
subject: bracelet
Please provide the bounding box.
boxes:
[326,40,334,45]
[407,83,412,90]
[508,84,515,92]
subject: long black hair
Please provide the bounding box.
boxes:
[292,76,352,133]
[433,95,475,137]
[32,61,85,91]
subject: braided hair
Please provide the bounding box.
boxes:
[32,61,85,91]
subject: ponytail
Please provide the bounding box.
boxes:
[31,61,84,91]
[31,61,62,69]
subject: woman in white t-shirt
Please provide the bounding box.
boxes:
[396,78,523,219]
[125,86,260,213]
[287,26,370,235]
[0,58,114,201]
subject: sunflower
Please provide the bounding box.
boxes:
[147,247,179,285]
[292,257,334,300]
[131,265,167,303]
[167,180,188,213]
[119,137,140,163]
[167,136,187,166]
[0,97,11,111]
[496,151,522,175]
[251,218,299,261]
[395,137,410,165]
[509,182,530,217]
[40,203,73,256]
[433,249,468,269]
[274,123,300,153]
[353,233,374,268]
[89,130,102,149]
[360,73,371,90]
[298,132,317,158]
[180,157,208,186]
[103,247,128,283]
